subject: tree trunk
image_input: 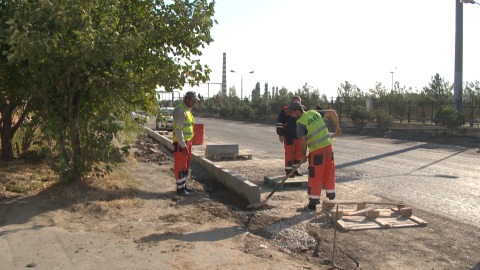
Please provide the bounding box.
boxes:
[1,111,14,162]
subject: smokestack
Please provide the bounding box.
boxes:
[222,52,227,96]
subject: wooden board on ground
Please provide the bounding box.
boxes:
[323,203,427,231]
[205,153,252,161]
[263,175,308,190]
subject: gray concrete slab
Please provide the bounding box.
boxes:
[205,144,239,156]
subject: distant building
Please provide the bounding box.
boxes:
[252,82,261,98]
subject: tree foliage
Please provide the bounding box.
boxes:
[350,105,372,129]
[228,85,238,99]
[375,109,392,132]
[1,0,215,180]
[423,73,453,103]
[434,106,467,130]
[336,81,364,116]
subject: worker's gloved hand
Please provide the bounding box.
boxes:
[326,192,335,200]
[182,147,190,155]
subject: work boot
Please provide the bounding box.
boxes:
[285,170,295,178]
[184,186,195,193]
[176,187,194,196]
[297,203,317,212]
[293,170,303,177]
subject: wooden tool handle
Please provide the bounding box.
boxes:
[265,162,303,200]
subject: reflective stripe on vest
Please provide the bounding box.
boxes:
[297,110,331,152]
[172,103,194,142]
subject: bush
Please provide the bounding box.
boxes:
[241,106,255,119]
[375,109,392,132]
[230,106,238,118]
[434,106,467,130]
[457,127,468,136]
[219,106,230,118]
[350,106,373,128]
[209,105,220,115]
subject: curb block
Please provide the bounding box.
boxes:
[144,128,261,205]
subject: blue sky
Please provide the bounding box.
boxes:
[166,0,480,100]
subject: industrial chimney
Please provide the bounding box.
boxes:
[222,52,227,96]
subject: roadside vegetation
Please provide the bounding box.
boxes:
[0,0,215,184]
[178,75,477,134]
[1,0,478,187]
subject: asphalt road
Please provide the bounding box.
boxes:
[147,117,480,227]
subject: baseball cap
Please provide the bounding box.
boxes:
[286,101,303,113]
[185,91,200,101]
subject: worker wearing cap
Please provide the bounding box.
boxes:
[172,91,199,196]
[276,96,304,178]
[287,101,342,211]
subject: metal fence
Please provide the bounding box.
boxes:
[334,99,480,127]
[268,98,480,127]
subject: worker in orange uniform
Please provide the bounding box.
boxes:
[276,96,304,177]
[172,91,200,196]
[287,101,342,211]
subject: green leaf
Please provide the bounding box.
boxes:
[6,53,15,62]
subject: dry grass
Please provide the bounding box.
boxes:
[45,160,145,215]
[1,155,144,212]
[0,159,57,195]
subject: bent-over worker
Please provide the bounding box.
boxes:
[287,101,342,211]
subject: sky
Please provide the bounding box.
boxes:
[159,0,480,101]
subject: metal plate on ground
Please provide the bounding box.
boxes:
[263,175,308,189]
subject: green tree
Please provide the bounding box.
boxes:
[295,83,322,110]
[2,0,215,180]
[0,7,33,161]
[278,86,289,97]
[336,81,365,116]
[228,85,238,99]
[423,73,453,103]
[350,105,372,129]
[463,81,480,125]
[434,106,467,132]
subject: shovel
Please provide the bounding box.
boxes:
[247,162,304,209]
[247,133,338,209]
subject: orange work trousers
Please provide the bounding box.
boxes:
[173,140,193,189]
[284,137,302,171]
[307,144,335,200]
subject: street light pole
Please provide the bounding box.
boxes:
[231,70,254,106]
[241,74,243,105]
[454,0,464,112]
[199,82,221,106]
[390,71,395,92]
[454,0,479,112]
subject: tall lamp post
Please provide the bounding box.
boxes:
[455,0,479,112]
[199,82,222,106]
[231,70,254,106]
[390,71,395,92]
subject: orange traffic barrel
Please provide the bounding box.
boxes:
[192,124,205,145]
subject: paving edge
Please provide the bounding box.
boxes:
[144,128,261,204]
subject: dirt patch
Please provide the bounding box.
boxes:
[2,133,480,269]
